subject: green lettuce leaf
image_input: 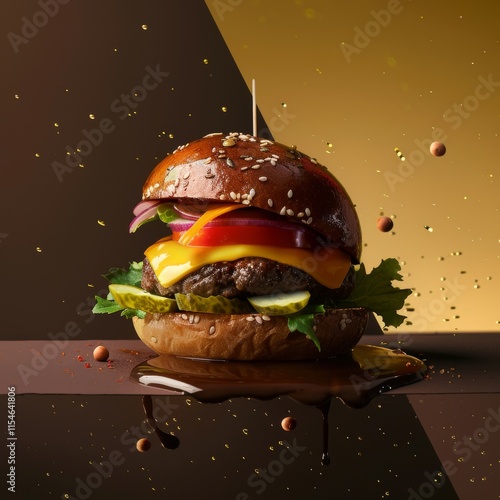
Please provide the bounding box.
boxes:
[157,204,179,224]
[287,304,325,351]
[333,258,411,328]
[103,261,143,287]
[92,261,146,318]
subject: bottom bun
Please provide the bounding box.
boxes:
[132,308,369,361]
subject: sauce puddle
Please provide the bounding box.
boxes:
[131,344,426,462]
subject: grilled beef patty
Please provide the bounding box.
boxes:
[141,257,354,302]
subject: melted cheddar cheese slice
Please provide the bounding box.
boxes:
[145,237,350,290]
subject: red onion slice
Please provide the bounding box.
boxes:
[133,200,162,216]
[129,203,163,233]
[169,218,196,233]
[173,204,207,220]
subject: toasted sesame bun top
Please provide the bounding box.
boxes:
[142,132,362,262]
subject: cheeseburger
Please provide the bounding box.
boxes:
[94,132,410,360]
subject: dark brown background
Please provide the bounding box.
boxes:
[1,0,267,341]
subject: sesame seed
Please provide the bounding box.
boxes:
[218,149,225,154]
[226,158,234,167]
[194,315,200,324]
[236,193,241,200]
[204,132,223,138]
[181,314,188,320]
[241,166,249,171]
[251,164,260,170]
[212,147,217,153]
[209,325,216,335]
[242,199,250,205]
[259,176,268,182]
[286,209,294,216]
[268,199,273,207]
[271,154,279,159]
[255,316,263,325]
[297,212,305,218]
[305,208,311,216]
[256,159,265,163]
[310,158,318,164]
[219,194,226,200]
[242,193,248,200]
[306,217,313,224]
[183,171,190,179]
[230,191,237,200]
[270,159,277,166]
[204,157,212,164]
[249,188,256,198]
[246,316,255,322]
[287,189,293,198]
[244,157,254,161]
[280,206,287,215]
[262,315,271,321]
[189,314,194,324]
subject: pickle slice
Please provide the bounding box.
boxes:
[175,293,252,314]
[248,291,310,316]
[109,284,178,313]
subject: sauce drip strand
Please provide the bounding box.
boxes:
[142,395,180,450]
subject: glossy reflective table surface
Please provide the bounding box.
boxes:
[2,333,499,500]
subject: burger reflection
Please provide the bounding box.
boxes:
[131,344,426,464]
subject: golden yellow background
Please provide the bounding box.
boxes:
[207,0,500,333]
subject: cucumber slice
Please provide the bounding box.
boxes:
[248,291,311,316]
[109,284,178,314]
[175,293,252,314]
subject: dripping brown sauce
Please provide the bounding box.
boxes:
[132,344,426,463]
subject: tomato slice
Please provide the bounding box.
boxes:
[171,207,325,249]
[176,224,319,249]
